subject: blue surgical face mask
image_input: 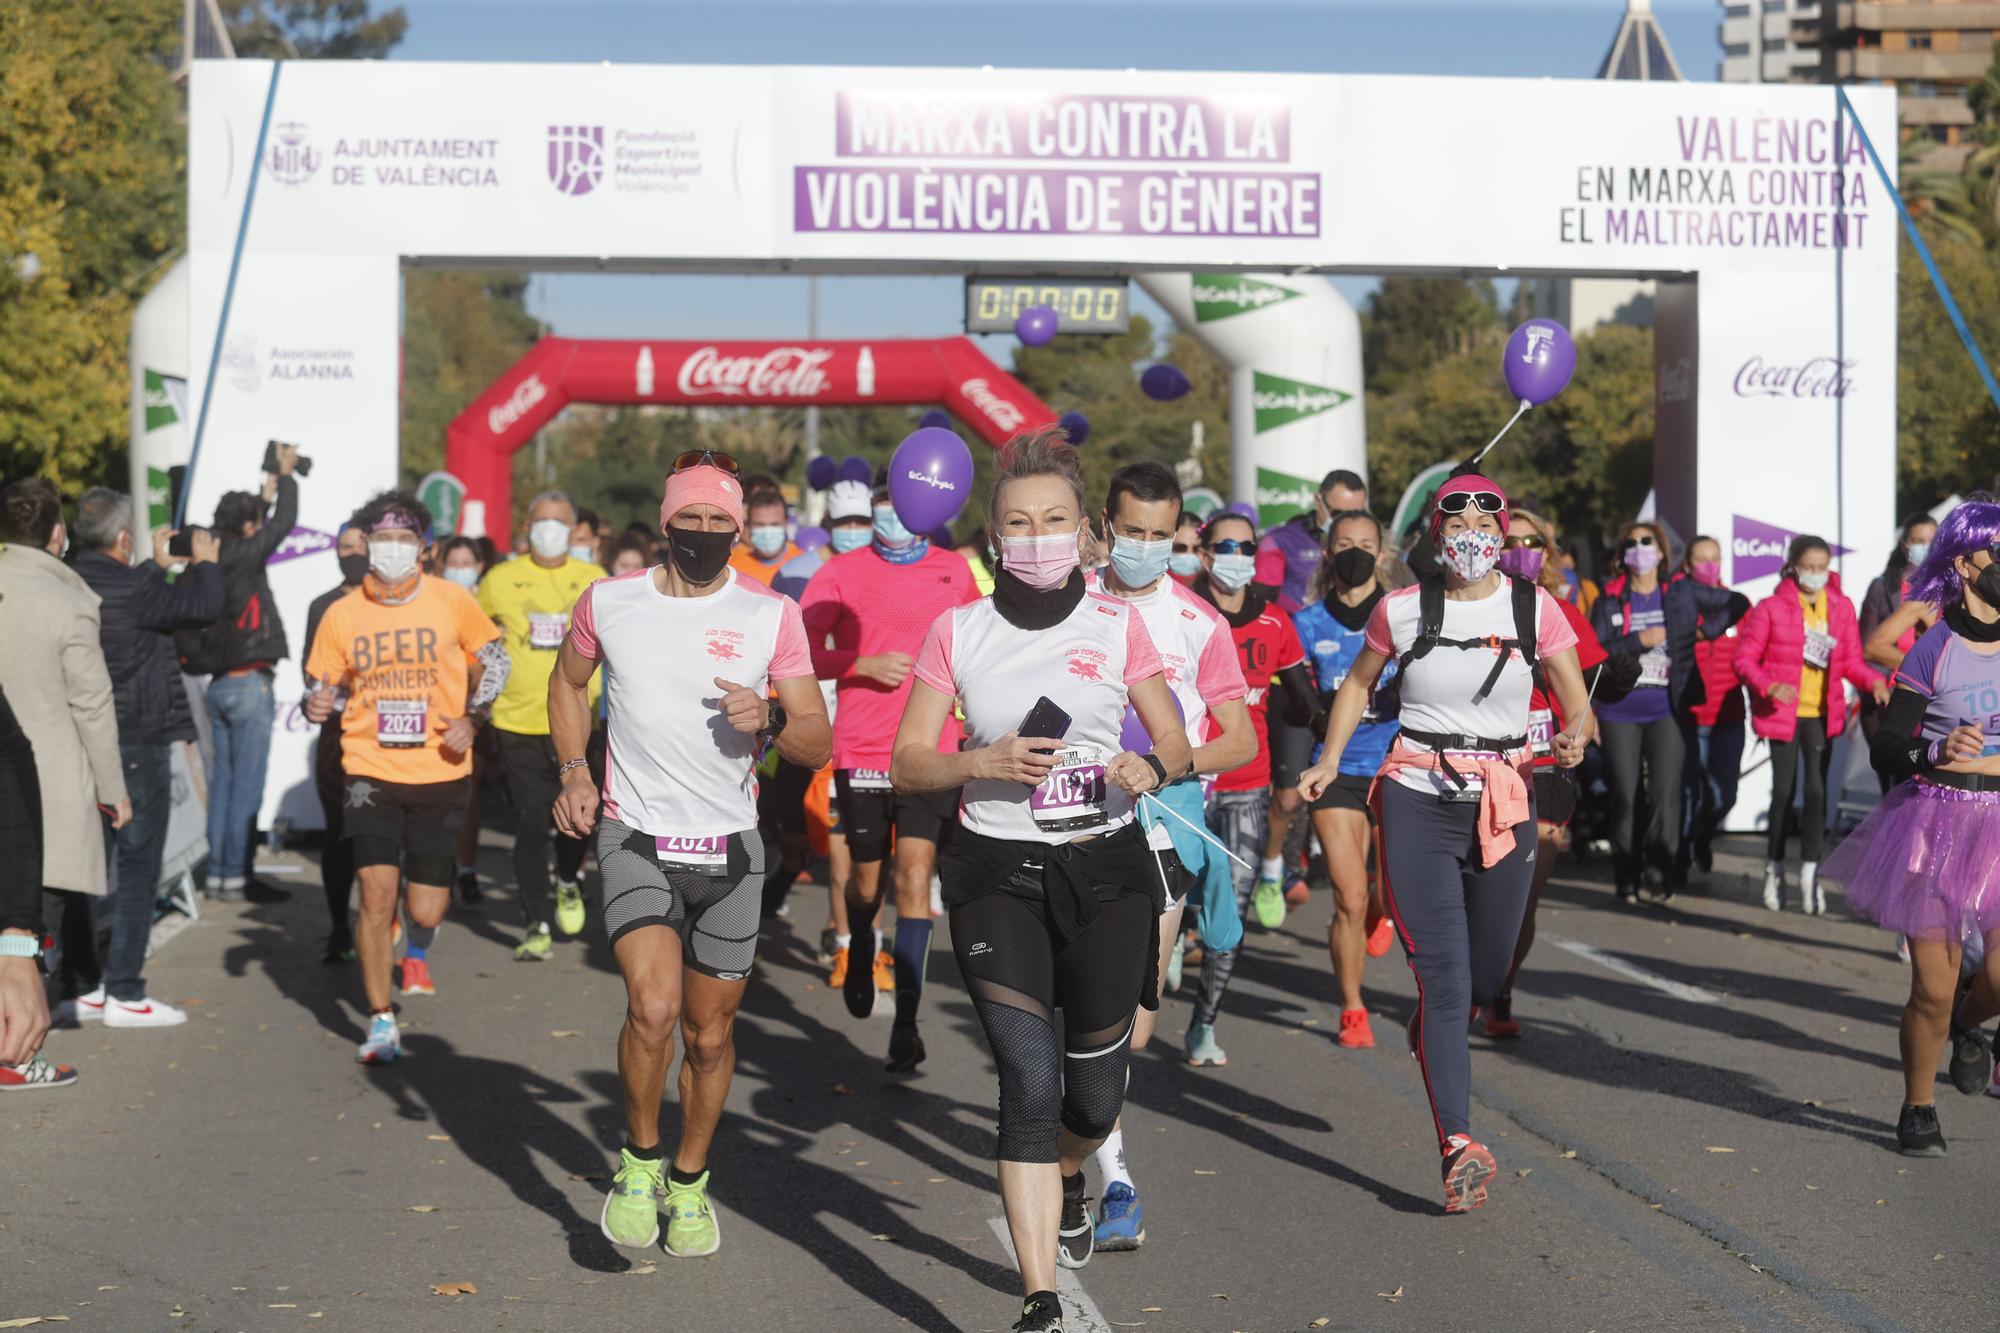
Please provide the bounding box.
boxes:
[1210,552,1257,591]
[829,525,871,554]
[1110,534,1172,589]
[748,525,788,558]
[1168,551,1203,579]
[872,505,915,549]
[1907,542,1931,566]
[442,566,480,591]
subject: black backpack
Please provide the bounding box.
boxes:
[1396,573,1540,705]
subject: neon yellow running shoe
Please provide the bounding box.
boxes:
[599,1149,663,1249]
[554,881,587,937]
[1251,877,1286,930]
[514,925,553,962]
[663,1169,721,1257]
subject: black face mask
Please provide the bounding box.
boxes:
[665,525,734,586]
[338,553,369,586]
[1976,562,2000,611]
[1331,548,1377,588]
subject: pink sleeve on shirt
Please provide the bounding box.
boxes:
[913,610,958,696]
[566,582,600,660]
[769,596,814,680]
[1195,619,1248,702]
[1363,596,1396,657]
[1123,607,1165,685]
[1535,589,1580,658]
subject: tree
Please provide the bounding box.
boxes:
[1896,228,2000,511]
[1360,277,1504,398]
[399,271,541,487]
[221,0,407,59]
[0,0,184,494]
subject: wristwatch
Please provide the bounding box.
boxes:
[758,700,789,741]
[0,933,49,975]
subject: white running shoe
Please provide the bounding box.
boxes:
[1897,934,1913,964]
[1762,861,1784,912]
[1800,862,1823,917]
[56,985,106,1024]
[103,995,189,1028]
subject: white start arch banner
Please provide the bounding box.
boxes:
[182,61,1896,829]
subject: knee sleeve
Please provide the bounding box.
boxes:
[1060,1023,1133,1143]
[974,1000,1064,1163]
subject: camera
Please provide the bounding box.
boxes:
[262,439,313,478]
[167,527,210,560]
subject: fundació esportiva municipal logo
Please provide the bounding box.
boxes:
[266,122,321,186]
[548,125,605,197]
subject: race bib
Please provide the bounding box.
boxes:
[1638,647,1670,688]
[1031,746,1109,832]
[847,768,892,791]
[655,834,729,878]
[528,612,569,650]
[1803,627,1835,669]
[1527,708,1555,756]
[376,698,428,747]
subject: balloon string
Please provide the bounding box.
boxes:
[1468,399,1532,469]
[1140,792,1255,871]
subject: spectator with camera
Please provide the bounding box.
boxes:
[69,487,223,1027]
[0,478,131,1090]
[180,442,302,901]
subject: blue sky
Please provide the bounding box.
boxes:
[392,0,1722,347]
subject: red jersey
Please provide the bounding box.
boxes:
[1212,598,1306,793]
[1528,594,1606,768]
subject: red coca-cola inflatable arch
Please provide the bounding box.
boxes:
[445,336,1056,535]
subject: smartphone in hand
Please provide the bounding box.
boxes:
[1018,696,1072,754]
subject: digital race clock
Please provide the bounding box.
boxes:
[964,279,1131,335]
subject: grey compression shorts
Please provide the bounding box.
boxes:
[596,819,768,982]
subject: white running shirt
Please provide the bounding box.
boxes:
[1364,580,1578,796]
[914,591,1164,844]
[1086,572,1248,744]
[568,567,814,838]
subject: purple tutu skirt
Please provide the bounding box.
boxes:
[1822,779,2000,946]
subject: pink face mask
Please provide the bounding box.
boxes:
[1000,531,1081,590]
[1692,560,1723,587]
[1624,543,1663,575]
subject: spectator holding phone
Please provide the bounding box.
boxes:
[68,488,223,1028]
[183,442,301,901]
[0,478,131,1091]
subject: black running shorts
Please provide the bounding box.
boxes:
[833,768,960,864]
[342,775,467,887]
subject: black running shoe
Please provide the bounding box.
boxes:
[320,933,356,965]
[1898,1102,1947,1157]
[456,869,483,907]
[1012,1291,1064,1333]
[817,927,838,966]
[1948,1020,1992,1095]
[884,1022,926,1075]
[1056,1175,1094,1270]
[843,928,877,1019]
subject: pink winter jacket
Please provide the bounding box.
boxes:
[1732,576,1884,743]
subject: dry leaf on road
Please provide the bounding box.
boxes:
[550,1030,583,1039]
[429,1282,478,1297]
[1311,1320,1331,1328]
[1377,1286,1405,1301]
[409,1205,439,1213]
[1705,1146,1736,1154]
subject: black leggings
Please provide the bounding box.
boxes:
[497,729,588,928]
[1767,715,1831,862]
[950,867,1154,1164]
[313,719,352,938]
[1599,714,1684,888]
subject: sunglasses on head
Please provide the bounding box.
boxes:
[671,449,740,476]
[1621,534,1657,549]
[1503,534,1545,551]
[1207,539,1255,556]
[1436,491,1505,516]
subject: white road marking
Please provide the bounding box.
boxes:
[1547,935,1720,1005]
[988,1215,1113,1333]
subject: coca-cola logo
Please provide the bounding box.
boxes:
[677,346,832,398]
[960,378,1026,431]
[1733,355,1855,399]
[488,373,548,435]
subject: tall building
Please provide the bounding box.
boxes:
[1719,1,1823,84]
[1815,2,1998,148]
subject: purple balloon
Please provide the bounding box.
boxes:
[1058,410,1091,445]
[837,454,874,486]
[1015,305,1059,347]
[805,455,836,492]
[1502,319,1577,407]
[919,408,952,430]
[1141,363,1191,402]
[793,525,828,551]
[1118,691,1186,755]
[888,427,974,535]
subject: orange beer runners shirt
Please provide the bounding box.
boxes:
[307,576,503,785]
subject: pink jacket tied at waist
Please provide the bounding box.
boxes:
[1370,739,1535,867]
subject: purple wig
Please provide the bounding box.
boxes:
[1905,498,2000,608]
